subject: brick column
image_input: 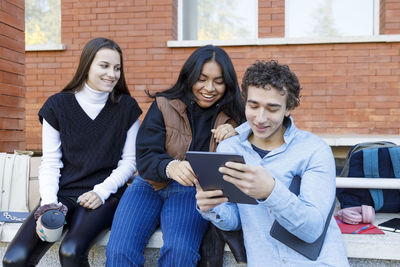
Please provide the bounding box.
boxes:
[258,0,285,38]
[380,0,400,34]
[0,1,25,152]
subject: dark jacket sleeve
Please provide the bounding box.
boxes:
[136,100,173,182]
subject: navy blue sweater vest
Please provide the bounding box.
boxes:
[38,92,142,198]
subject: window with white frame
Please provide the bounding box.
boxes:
[25,0,61,46]
[286,0,378,38]
[179,0,258,41]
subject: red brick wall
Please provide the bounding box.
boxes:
[258,0,284,38]
[0,0,25,152]
[267,42,400,134]
[24,0,400,151]
[25,0,182,150]
[381,0,400,34]
[380,0,386,34]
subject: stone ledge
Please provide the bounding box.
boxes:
[341,213,400,260]
[167,34,400,48]
[0,244,243,267]
[2,212,399,261]
[317,134,400,147]
[317,134,400,159]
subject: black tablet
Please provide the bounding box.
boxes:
[186,151,257,205]
[378,218,400,232]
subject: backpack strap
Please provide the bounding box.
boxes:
[388,147,400,178]
[363,148,384,211]
[340,141,396,177]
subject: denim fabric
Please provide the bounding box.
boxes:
[200,118,349,267]
[106,176,209,267]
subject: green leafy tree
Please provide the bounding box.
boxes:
[310,0,341,37]
[197,0,251,40]
[25,0,61,45]
[26,24,48,45]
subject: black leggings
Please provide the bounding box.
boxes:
[2,195,119,267]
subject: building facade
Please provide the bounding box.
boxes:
[1,0,400,152]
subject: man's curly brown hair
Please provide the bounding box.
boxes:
[241,60,301,110]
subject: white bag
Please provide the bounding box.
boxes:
[0,151,32,240]
[0,151,31,212]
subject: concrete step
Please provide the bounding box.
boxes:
[2,242,400,266]
[1,243,245,267]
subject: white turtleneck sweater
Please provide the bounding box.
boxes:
[39,83,139,205]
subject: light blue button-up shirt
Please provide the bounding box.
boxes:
[200,118,349,267]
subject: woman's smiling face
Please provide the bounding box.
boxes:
[192,61,226,108]
[86,48,121,93]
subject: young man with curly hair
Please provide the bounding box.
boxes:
[195,60,349,266]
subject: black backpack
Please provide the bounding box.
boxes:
[336,142,400,213]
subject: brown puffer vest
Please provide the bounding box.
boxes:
[146,96,235,190]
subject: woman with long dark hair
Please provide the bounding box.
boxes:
[106,45,245,266]
[2,37,142,267]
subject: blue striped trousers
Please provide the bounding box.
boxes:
[106,176,209,267]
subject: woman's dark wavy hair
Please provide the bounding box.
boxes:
[146,45,245,124]
[62,37,130,103]
[241,60,301,110]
